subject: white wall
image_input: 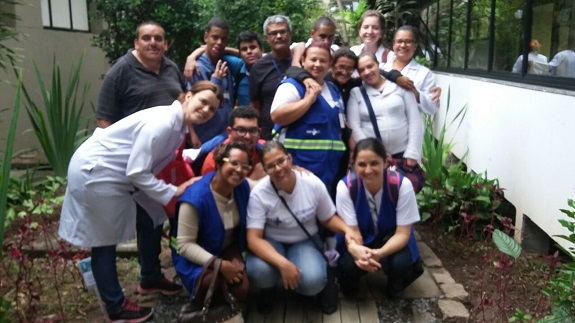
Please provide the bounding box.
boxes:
[434,72,575,252]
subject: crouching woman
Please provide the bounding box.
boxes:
[172,142,253,303]
[335,138,424,298]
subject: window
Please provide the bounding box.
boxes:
[41,0,89,32]
[419,0,575,90]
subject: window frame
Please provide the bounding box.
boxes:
[41,0,90,33]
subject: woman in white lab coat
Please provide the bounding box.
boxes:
[58,81,222,321]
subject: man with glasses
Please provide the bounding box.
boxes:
[250,15,293,140]
[200,106,266,180]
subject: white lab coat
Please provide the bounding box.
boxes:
[383,57,439,115]
[58,100,186,247]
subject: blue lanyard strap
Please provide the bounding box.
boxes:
[271,57,290,81]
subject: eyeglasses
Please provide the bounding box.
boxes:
[334,65,355,74]
[267,29,289,38]
[222,158,252,172]
[264,155,290,172]
[394,39,416,45]
[140,35,164,42]
[231,127,260,136]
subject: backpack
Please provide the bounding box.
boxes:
[190,134,227,175]
[346,169,402,206]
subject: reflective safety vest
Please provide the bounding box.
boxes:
[274,78,346,189]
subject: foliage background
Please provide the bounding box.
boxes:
[91,0,325,68]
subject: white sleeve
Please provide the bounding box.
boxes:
[417,69,439,115]
[335,180,358,226]
[247,185,269,230]
[126,123,177,206]
[512,56,522,73]
[396,177,420,226]
[402,90,423,161]
[347,88,368,142]
[270,82,301,115]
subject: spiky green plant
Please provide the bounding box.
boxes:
[18,52,91,177]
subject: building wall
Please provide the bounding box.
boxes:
[0,0,109,163]
[434,72,575,252]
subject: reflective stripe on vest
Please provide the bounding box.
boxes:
[283,138,346,151]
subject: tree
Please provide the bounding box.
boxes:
[0,0,20,70]
[91,0,326,68]
[376,0,421,42]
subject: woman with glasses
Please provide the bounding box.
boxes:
[335,138,423,298]
[245,141,364,314]
[173,142,253,304]
[347,51,423,169]
[383,26,440,115]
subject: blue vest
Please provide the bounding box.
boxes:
[171,172,250,296]
[339,171,420,264]
[275,78,346,188]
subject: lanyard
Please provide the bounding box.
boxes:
[326,82,345,129]
[271,57,290,82]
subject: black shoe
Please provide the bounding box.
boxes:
[256,287,275,315]
[138,275,182,296]
[386,279,404,300]
[340,274,360,298]
[108,299,153,323]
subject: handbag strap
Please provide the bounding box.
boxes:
[192,256,222,308]
[270,181,329,264]
[359,85,382,141]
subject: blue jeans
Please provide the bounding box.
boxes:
[246,235,326,296]
[91,205,163,315]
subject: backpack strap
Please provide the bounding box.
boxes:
[359,86,382,141]
[386,169,401,205]
[346,170,361,203]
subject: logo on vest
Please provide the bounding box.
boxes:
[306,128,321,136]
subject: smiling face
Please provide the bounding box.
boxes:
[332,56,356,85]
[263,148,293,188]
[393,29,418,63]
[183,89,221,125]
[357,55,382,86]
[219,148,250,187]
[354,149,387,189]
[228,117,260,150]
[302,46,331,82]
[204,26,230,62]
[359,16,383,46]
[134,24,167,63]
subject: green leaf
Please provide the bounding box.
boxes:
[492,229,521,258]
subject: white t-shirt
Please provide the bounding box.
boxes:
[335,176,420,228]
[247,171,336,243]
[290,38,340,53]
[270,81,340,115]
[350,43,396,69]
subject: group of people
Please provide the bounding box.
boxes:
[58,10,442,323]
[512,39,575,77]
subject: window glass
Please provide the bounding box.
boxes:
[493,0,524,72]
[450,0,469,68]
[545,0,575,78]
[41,0,89,31]
[436,0,450,68]
[71,1,89,31]
[467,0,490,70]
[50,0,70,29]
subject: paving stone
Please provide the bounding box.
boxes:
[440,283,469,301]
[417,242,443,268]
[438,299,470,322]
[412,305,440,323]
[429,268,456,285]
[403,270,442,299]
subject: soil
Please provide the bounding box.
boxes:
[417,223,552,322]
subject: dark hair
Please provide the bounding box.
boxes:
[313,16,336,31]
[213,142,252,170]
[357,51,378,65]
[229,106,260,127]
[332,47,358,68]
[258,141,289,165]
[357,10,386,45]
[177,80,224,104]
[135,21,163,39]
[237,30,263,49]
[352,138,388,163]
[206,17,229,33]
[395,25,421,43]
[302,41,332,62]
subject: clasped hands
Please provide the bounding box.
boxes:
[346,233,382,273]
